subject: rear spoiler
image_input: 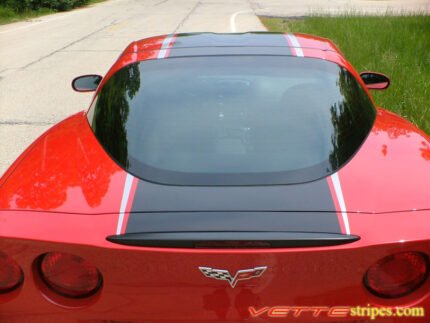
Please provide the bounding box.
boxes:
[106,231,360,248]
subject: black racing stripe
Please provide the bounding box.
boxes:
[174,32,290,47]
[125,211,341,234]
[168,46,293,57]
[169,33,292,57]
[131,178,337,212]
[127,179,341,233]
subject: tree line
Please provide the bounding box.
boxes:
[0,0,91,12]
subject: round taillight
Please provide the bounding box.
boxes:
[39,252,102,298]
[0,252,23,293]
[364,251,429,298]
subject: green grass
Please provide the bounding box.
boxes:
[261,15,430,133]
[0,0,106,25]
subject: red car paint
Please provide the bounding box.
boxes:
[0,33,429,322]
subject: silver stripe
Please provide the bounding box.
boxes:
[157,34,174,59]
[287,34,304,57]
[331,172,351,235]
[116,173,134,235]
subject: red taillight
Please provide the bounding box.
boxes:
[0,252,23,293]
[364,251,429,298]
[40,252,102,298]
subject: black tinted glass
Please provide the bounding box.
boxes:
[89,56,375,185]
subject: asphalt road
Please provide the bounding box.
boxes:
[0,0,428,176]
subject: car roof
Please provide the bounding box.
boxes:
[100,32,355,95]
[127,32,339,53]
[118,32,348,65]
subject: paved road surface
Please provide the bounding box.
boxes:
[0,0,428,175]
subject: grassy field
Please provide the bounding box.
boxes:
[0,0,105,25]
[261,15,430,134]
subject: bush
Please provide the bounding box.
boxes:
[0,5,15,18]
[0,0,90,12]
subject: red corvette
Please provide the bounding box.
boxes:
[0,33,429,322]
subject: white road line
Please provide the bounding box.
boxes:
[286,34,304,57]
[230,10,252,33]
[331,172,351,235]
[116,173,134,235]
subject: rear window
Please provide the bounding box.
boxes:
[88,56,375,185]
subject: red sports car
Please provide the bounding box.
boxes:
[0,32,429,322]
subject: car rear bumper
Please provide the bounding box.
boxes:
[0,234,429,322]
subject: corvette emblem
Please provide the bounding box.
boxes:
[199,266,267,288]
